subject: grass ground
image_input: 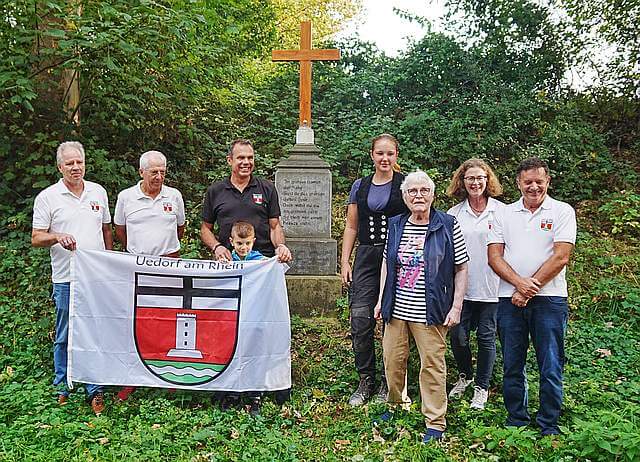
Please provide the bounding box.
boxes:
[1,210,639,461]
[1,311,639,461]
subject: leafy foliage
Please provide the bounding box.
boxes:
[0,2,639,458]
[560,0,640,95]
[598,191,640,238]
[1,0,280,228]
[1,244,639,460]
[271,0,362,47]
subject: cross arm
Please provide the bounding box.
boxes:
[272,49,341,61]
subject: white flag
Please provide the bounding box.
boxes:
[68,250,291,391]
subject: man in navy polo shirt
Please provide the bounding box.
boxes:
[201,139,291,263]
[200,138,292,414]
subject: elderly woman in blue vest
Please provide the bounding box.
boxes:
[446,158,504,410]
[341,134,408,406]
[374,170,469,443]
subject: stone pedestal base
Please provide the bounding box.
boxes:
[285,274,342,317]
[286,237,337,275]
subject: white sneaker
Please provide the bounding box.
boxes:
[448,374,473,399]
[470,386,488,409]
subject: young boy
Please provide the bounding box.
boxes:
[229,221,266,261]
[218,221,265,415]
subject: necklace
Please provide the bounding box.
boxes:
[469,201,487,215]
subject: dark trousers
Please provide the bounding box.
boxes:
[349,244,385,381]
[449,300,498,390]
[497,296,568,435]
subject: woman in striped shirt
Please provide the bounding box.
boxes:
[374,170,469,444]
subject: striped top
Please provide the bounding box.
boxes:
[385,219,468,323]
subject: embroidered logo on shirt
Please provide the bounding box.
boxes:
[90,201,101,212]
[488,220,493,230]
[163,202,173,212]
[252,193,263,205]
[540,218,553,231]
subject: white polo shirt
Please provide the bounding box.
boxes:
[32,179,111,283]
[114,182,185,256]
[488,195,576,297]
[448,197,504,302]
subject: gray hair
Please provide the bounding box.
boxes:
[139,150,167,170]
[56,141,85,165]
[400,170,435,194]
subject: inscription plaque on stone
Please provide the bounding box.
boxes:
[284,238,336,275]
[277,169,331,238]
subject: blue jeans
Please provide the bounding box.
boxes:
[450,300,498,390]
[497,296,568,435]
[52,283,102,398]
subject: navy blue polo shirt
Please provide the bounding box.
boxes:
[202,176,281,257]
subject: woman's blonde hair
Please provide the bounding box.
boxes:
[446,158,503,200]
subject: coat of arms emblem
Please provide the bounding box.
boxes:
[133,273,241,385]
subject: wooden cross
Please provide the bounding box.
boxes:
[272,21,340,127]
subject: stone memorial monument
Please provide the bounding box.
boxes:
[272,22,342,315]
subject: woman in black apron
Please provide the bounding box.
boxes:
[341,134,408,406]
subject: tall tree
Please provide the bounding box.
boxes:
[560,0,639,95]
[271,0,362,47]
[442,0,570,90]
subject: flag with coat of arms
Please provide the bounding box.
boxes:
[67,250,291,391]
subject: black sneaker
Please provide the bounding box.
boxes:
[220,394,240,411]
[249,398,261,417]
[348,376,375,406]
[275,388,291,405]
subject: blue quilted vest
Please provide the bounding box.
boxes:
[381,209,456,325]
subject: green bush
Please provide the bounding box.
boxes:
[598,191,640,239]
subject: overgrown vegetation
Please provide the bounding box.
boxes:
[1,224,639,460]
[1,0,639,460]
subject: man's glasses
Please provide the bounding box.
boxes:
[464,175,487,183]
[407,187,431,197]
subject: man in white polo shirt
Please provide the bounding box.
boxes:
[114,150,185,257]
[113,150,185,401]
[31,141,113,415]
[488,157,576,436]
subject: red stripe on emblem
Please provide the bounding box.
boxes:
[136,307,237,365]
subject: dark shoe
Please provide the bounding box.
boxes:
[374,380,388,403]
[249,398,261,417]
[90,392,105,415]
[220,395,240,412]
[275,388,291,405]
[422,428,444,444]
[57,394,68,405]
[117,386,137,402]
[348,376,375,406]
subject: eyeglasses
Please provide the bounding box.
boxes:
[407,187,431,197]
[464,175,487,183]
